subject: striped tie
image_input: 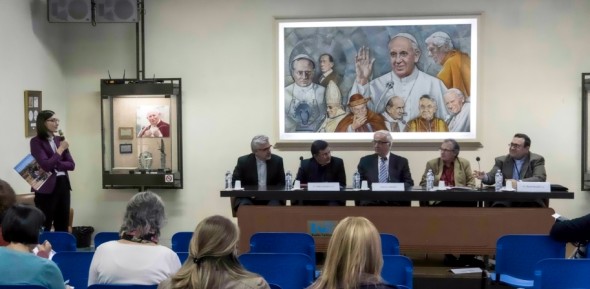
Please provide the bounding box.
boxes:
[379,157,388,183]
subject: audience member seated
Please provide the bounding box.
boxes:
[158,215,270,289]
[0,178,17,246]
[0,204,65,289]
[232,135,285,211]
[473,133,547,207]
[295,140,346,206]
[308,216,398,289]
[550,213,590,258]
[357,130,414,206]
[88,191,181,285]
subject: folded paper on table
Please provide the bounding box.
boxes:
[14,154,52,191]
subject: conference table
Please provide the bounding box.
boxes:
[220,187,573,256]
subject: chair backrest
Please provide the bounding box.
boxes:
[268,284,283,289]
[381,255,413,289]
[39,231,77,252]
[171,231,193,253]
[239,253,314,289]
[176,252,189,264]
[495,234,566,283]
[52,251,95,289]
[94,232,120,249]
[380,233,400,255]
[88,285,158,289]
[0,286,48,289]
[533,258,590,289]
[249,232,316,265]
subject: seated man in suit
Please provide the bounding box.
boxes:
[473,133,547,207]
[357,130,414,206]
[419,138,475,207]
[295,140,346,206]
[232,135,285,211]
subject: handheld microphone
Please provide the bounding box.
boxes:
[58,130,65,141]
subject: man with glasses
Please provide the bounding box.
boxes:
[294,140,346,206]
[285,54,326,132]
[405,95,448,132]
[357,130,414,206]
[474,133,547,207]
[231,135,285,211]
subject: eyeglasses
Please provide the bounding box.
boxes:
[508,143,523,149]
[257,145,272,152]
[439,148,454,153]
[46,118,60,123]
[372,140,390,145]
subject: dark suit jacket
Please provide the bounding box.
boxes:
[232,153,285,208]
[357,153,414,206]
[295,156,346,206]
[316,71,342,87]
[30,136,75,194]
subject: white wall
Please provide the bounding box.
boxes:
[2,0,590,245]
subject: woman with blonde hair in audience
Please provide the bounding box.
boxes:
[158,215,270,289]
[88,191,181,285]
[0,204,65,289]
[308,216,398,289]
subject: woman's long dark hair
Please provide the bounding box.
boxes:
[36,110,55,139]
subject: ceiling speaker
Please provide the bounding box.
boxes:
[95,0,138,23]
[47,0,92,23]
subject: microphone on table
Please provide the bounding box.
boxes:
[476,156,483,191]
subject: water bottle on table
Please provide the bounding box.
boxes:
[494,169,503,192]
[426,169,434,191]
[285,170,293,190]
[353,170,361,190]
[225,170,232,190]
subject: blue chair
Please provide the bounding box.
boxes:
[533,258,590,289]
[88,285,157,289]
[381,255,413,289]
[239,253,314,289]
[171,231,193,253]
[94,232,119,249]
[489,234,566,288]
[380,233,400,255]
[268,284,282,289]
[39,231,77,252]
[176,252,189,263]
[249,232,316,265]
[52,251,94,289]
[0,284,48,289]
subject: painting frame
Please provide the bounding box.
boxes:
[24,90,42,137]
[118,127,134,140]
[277,16,478,142]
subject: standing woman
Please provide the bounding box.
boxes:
[30,110,75,232]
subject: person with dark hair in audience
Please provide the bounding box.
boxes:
[0,178,17,246]
[473,133,547,207]
[295,140,346,206]
[158,215,270,289]
[30,109,75,232]
[88,191,181,285]
[232,135,285,211]
[308,216,398,289]
[357,130,414,206]
[0,178,52,258]
[0,204,66,289]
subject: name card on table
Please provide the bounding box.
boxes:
[371,182,405,191]
[308,182,340,191]
[516,182,551,192]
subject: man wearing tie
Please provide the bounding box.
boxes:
[315,53,341,87]
[356,130,414,206]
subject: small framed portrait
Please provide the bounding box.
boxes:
[119,127,134,140]
[24,90,42,137]
[119,143,133,154]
